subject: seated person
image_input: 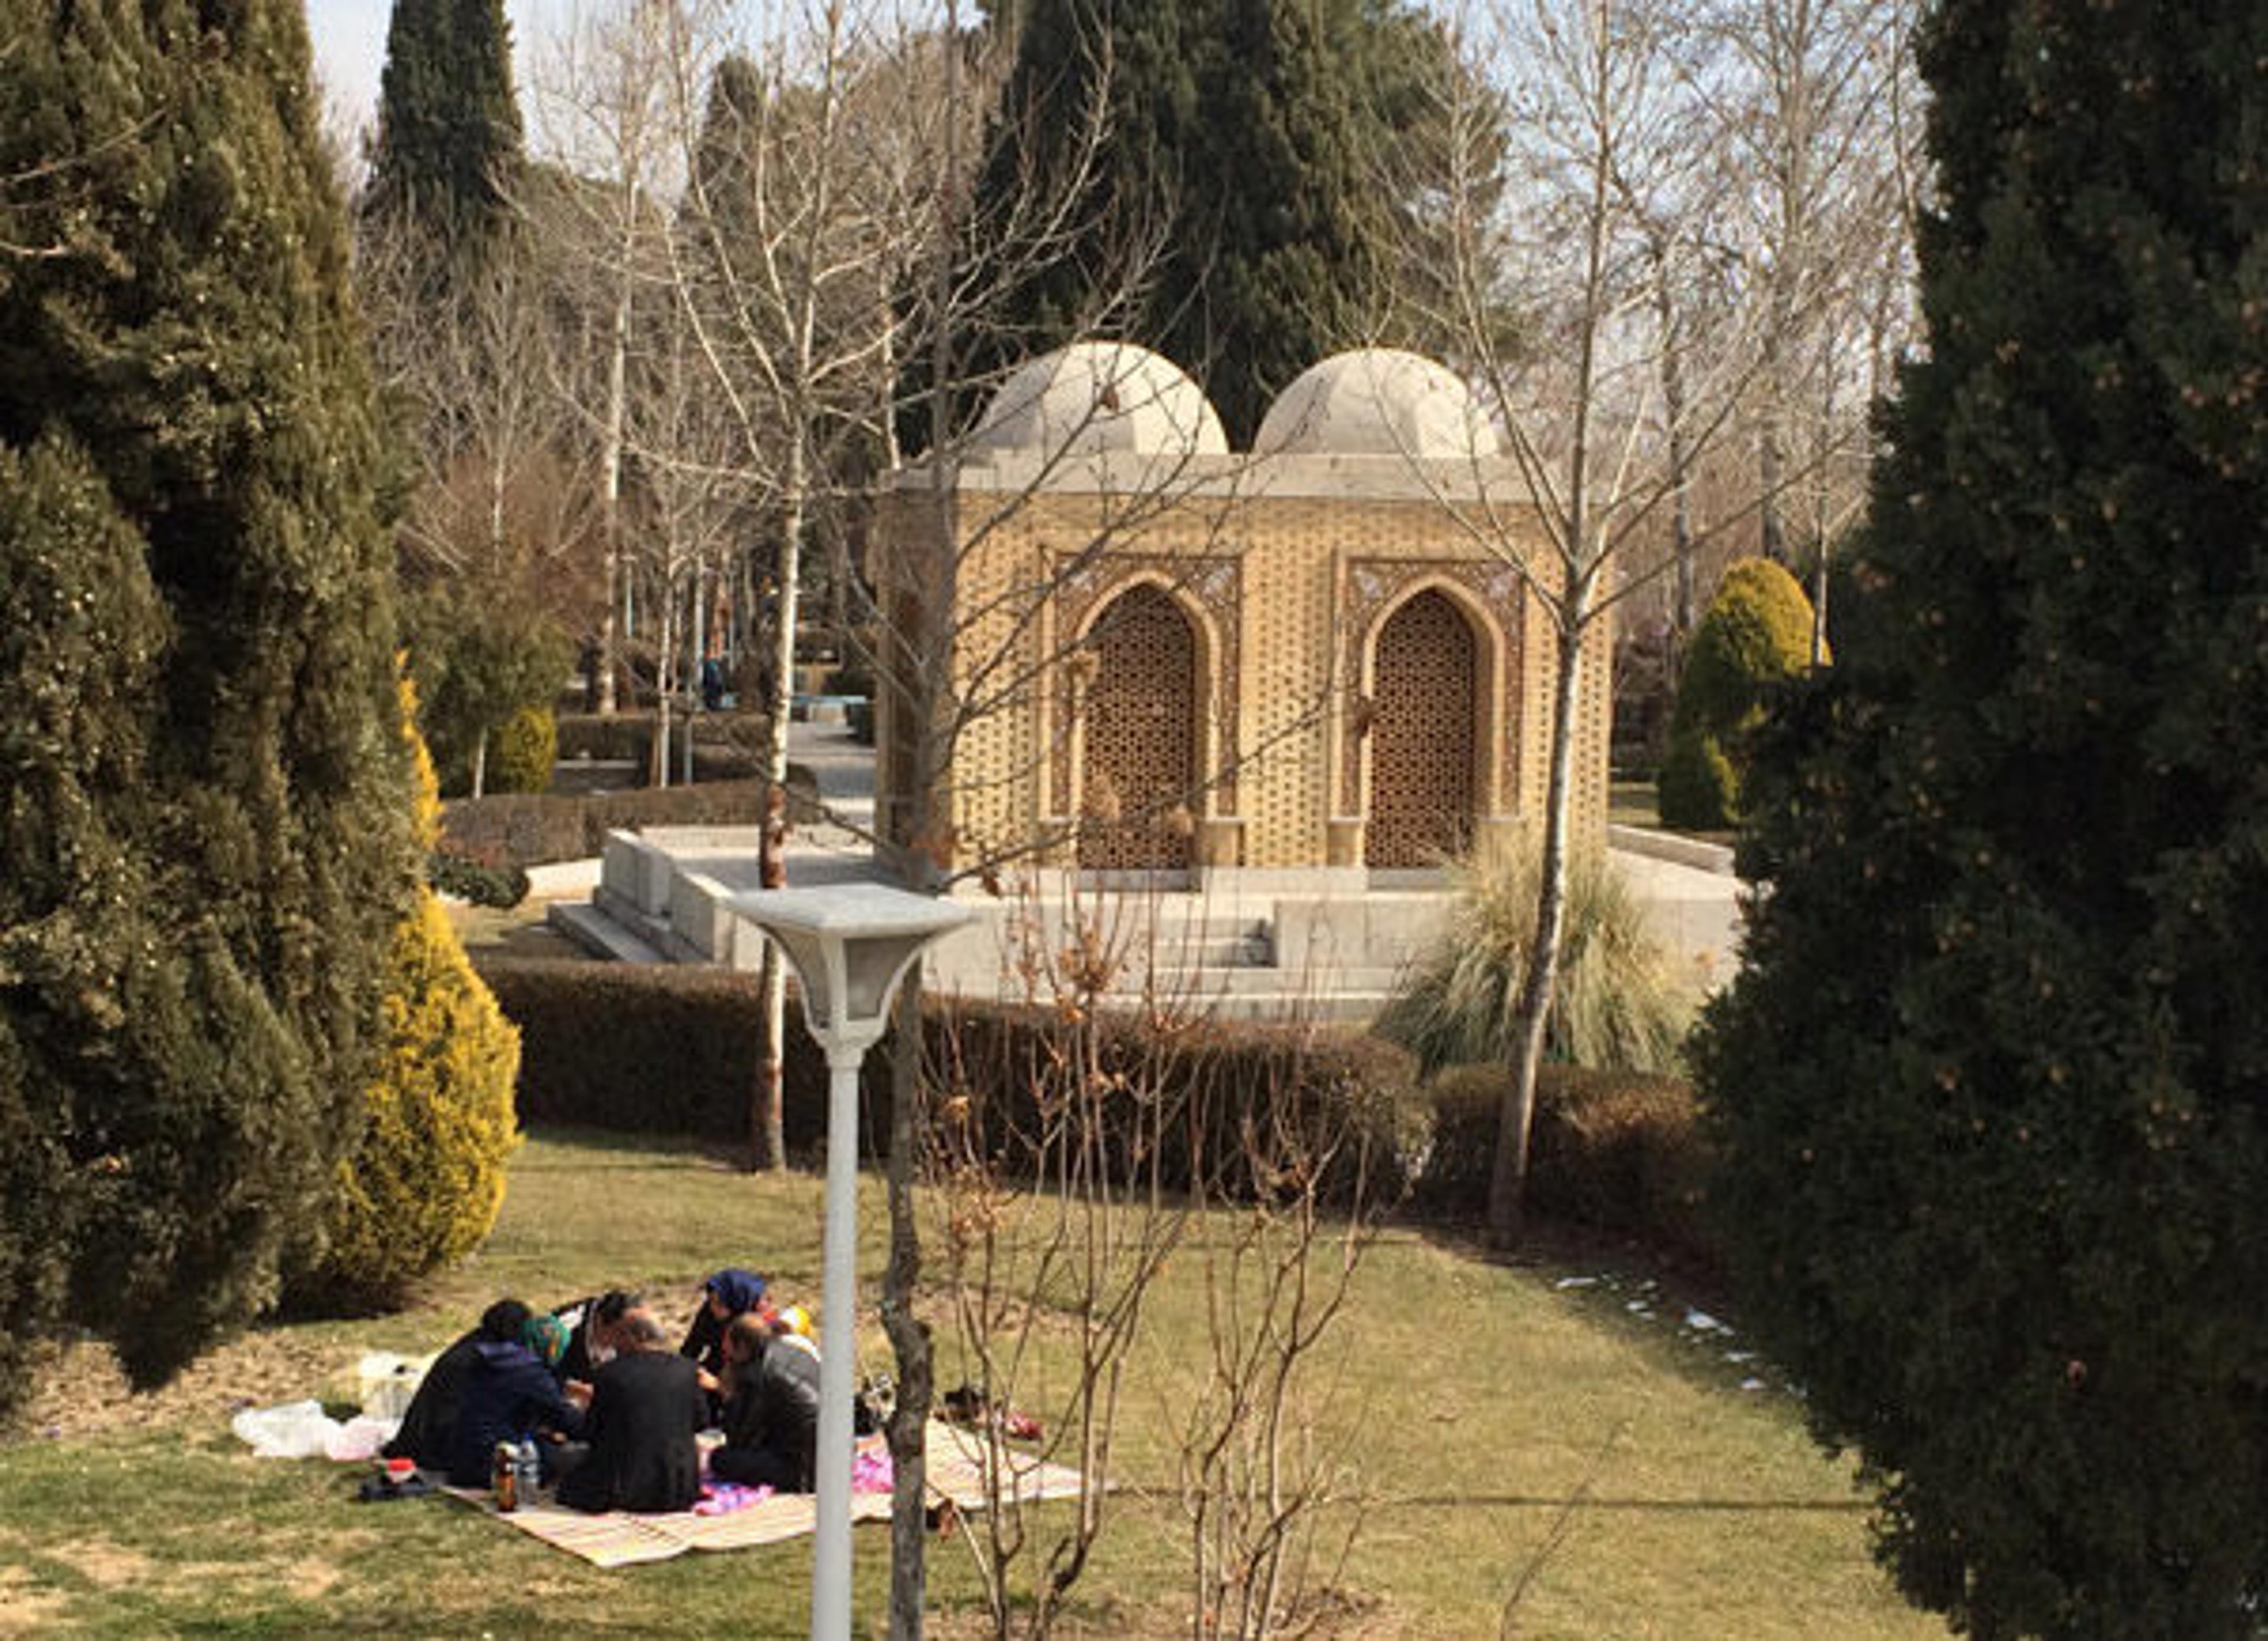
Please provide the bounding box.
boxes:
[557,1311,706,1514]
[712,1312,821,1493]
[443,1312,586,1489]
[552,1290,638,1385]
[383,1298,530,1471]
[680,1268,770,1404]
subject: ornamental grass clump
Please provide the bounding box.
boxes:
[1376,839,1693,1077]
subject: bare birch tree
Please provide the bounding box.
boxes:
[1696,0,1915,603]
[1413,0,1796,1242]
[530,0,682,719]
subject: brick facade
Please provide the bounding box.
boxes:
[874,452,1613,876]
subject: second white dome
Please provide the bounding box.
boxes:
[1255,348,1500,460]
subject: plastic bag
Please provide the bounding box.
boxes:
[356,1352,432,1421]
[231,1399,342,1459]
[324,1414,400,1463]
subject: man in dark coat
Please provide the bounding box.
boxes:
[558,1311,707,1513]
[442,1314,586,1489]
[383,1298,530,1471]
[712,1313,822,1492]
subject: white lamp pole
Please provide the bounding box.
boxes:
[729,882,975,1641]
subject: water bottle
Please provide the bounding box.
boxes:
[514,1440,542,1505]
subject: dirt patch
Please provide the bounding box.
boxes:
[13,1330,356,1446]
[49,1536,155,1590]
[0,1565,69,1636]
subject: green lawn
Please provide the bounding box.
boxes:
[0,1131,1942,1638]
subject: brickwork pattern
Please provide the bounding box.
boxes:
[875,469,1612,875]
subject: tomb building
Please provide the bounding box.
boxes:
[873,341,1612,889]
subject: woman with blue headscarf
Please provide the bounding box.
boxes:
[679,1268,768,1411]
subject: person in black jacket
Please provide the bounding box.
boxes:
[557,1311,707,1513]
[443,1314,586,1489]
[382,1298,530,1471]
[712,1312,821,1492]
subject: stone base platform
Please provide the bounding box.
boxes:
[548,826,1742,1025]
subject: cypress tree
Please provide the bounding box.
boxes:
[1179,0,1381,442]
[1695,2,2268,1632]
[366,0,523,258]
[957,0,1408,447]
[0,1,414,1411]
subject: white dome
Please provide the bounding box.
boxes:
[972,341,1228,458]
[1255,348,1500,460]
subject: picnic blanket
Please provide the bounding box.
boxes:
[444,1422,1091,1568]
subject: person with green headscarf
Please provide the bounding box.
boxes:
[442,1307,586,1489]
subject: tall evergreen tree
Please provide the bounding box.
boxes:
[366,0,523,258]
[1695,2,2268,1632]
[0,1,415,1415]
[1184,0,1380,441]
[954,0,1412,447]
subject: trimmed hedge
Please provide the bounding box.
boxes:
[478,962,833,1164]
[1411,1063,1716,1269]
[929,1001,1422,1209]
[427,851,529,909]
[438,772,817,871]
[477,958,1701,1249]
[553,711,771,782]
[477,958,1418,1200]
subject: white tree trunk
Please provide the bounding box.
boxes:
[1487,585,1591,1244]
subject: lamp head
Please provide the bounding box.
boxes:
[732,882,975,1049]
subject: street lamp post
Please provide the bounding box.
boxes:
[729,881,975,1641]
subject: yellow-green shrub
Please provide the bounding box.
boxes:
[490,703,556,795]
[1658,559,1819,830]
[299,679,520,1308]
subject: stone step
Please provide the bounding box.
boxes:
[1169,962,1404,996]
[548,901,669,965]
[1027,920,1274,965]
[1185,990,1393,1024]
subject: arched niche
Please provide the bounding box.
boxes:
[1072,580,1207,871]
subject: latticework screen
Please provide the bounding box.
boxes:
[1366,588,1477,867]
[1078,583,1197,870]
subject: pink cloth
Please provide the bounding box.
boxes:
[693,1480,774,1517]
[852,1445,894,1495]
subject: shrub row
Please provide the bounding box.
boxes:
[476,960,1706,1256]
[427,851,530,909]
[554,711,771,779]
[477,959,1418,1198]
[439,772,816,871]
[1410,1063,1716,1269]
[478,961,833,1164]
[928,1001,1422,1209]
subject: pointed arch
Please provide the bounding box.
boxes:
[1357,578,1503,868]
[1071,578,1208,871]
